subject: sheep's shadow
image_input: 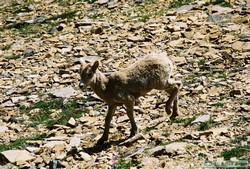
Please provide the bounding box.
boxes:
[66,140,127,159]
[82,138,128,154]
[80,116,170,154]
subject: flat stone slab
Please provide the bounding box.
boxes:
[165,142,188,153]
[49,86,78,98]
[42,141,67,149]
[0,150,35,164]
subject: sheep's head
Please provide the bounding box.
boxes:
[79,60,99,89]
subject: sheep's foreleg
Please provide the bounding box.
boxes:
[97,104,117,145]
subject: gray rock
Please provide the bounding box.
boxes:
[25,15,48,24]
[11,96,26,104]
[78,55,102,63]
[147,142,189,156]
[191,114,210,124]
[97,0,109,5]
[211,6,234,14]
[42,141,67,150]
[48,27,58,34]
[147,145,165,156]
[69,136,81,147]
[60,47,72,55]
[164,142,188,154]
[1,70,14,77]
[26,146,41,153]
[175,5,194,14]
[1,100,15,107]
[28,4,35,11]
[8,117,19,123]
[79,152,92,161]
[6,17,16,23]
[50,86,78,98]
[207,14,231,24]
[27,95,39,101]
[67,117,76,127]
[6,88,16,96]
[141,157,159,167]
[22,48,35,57]
[26,74,40,78]
[0,126,8,133]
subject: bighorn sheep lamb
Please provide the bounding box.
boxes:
[79,53,182,145]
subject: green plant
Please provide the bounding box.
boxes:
[112,158,140,169]
[232,116,248,126]
[0,133,48,152]
[0,138,27,152]
[1,44,12,50]
[198,119,213,131]
[245,99,250,105]
[182,73,200,85]
[16,23,49,36]
[1,10,77,37]
[46,11,77,21]
[197,117,213,131]
[239,34,248,39]
[221,144,250,160]
[217,72,226,79]
[138,14,150,22]
[231,132,250,144]
[21,97,88,128]
[198,152,207,159]
[198,59,206,66]
[4,54,21,60]
[214,102,224,108]
[169,0,194,9]
[222,132,250,160]
[5,1,34,14]
[54,0,97,6]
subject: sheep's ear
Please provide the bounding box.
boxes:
[92,61,99,72]
[79,58,86,65]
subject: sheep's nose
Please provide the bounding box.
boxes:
[79,82,84,88]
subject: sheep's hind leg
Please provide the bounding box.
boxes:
[172,95,179,118]
[124,95,137,137]
[97,104,117,145]
[165,79,182,119]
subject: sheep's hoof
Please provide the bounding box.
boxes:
[165,107,171,115]
[96,139,104,145]
[97,136,108,145]
[129,130,137,138]
[170,114,178,120]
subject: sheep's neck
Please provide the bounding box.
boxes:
[90,70,109,101]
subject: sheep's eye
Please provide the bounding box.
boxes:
[87,72,92,77]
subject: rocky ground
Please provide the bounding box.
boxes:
[0,0,250,168]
